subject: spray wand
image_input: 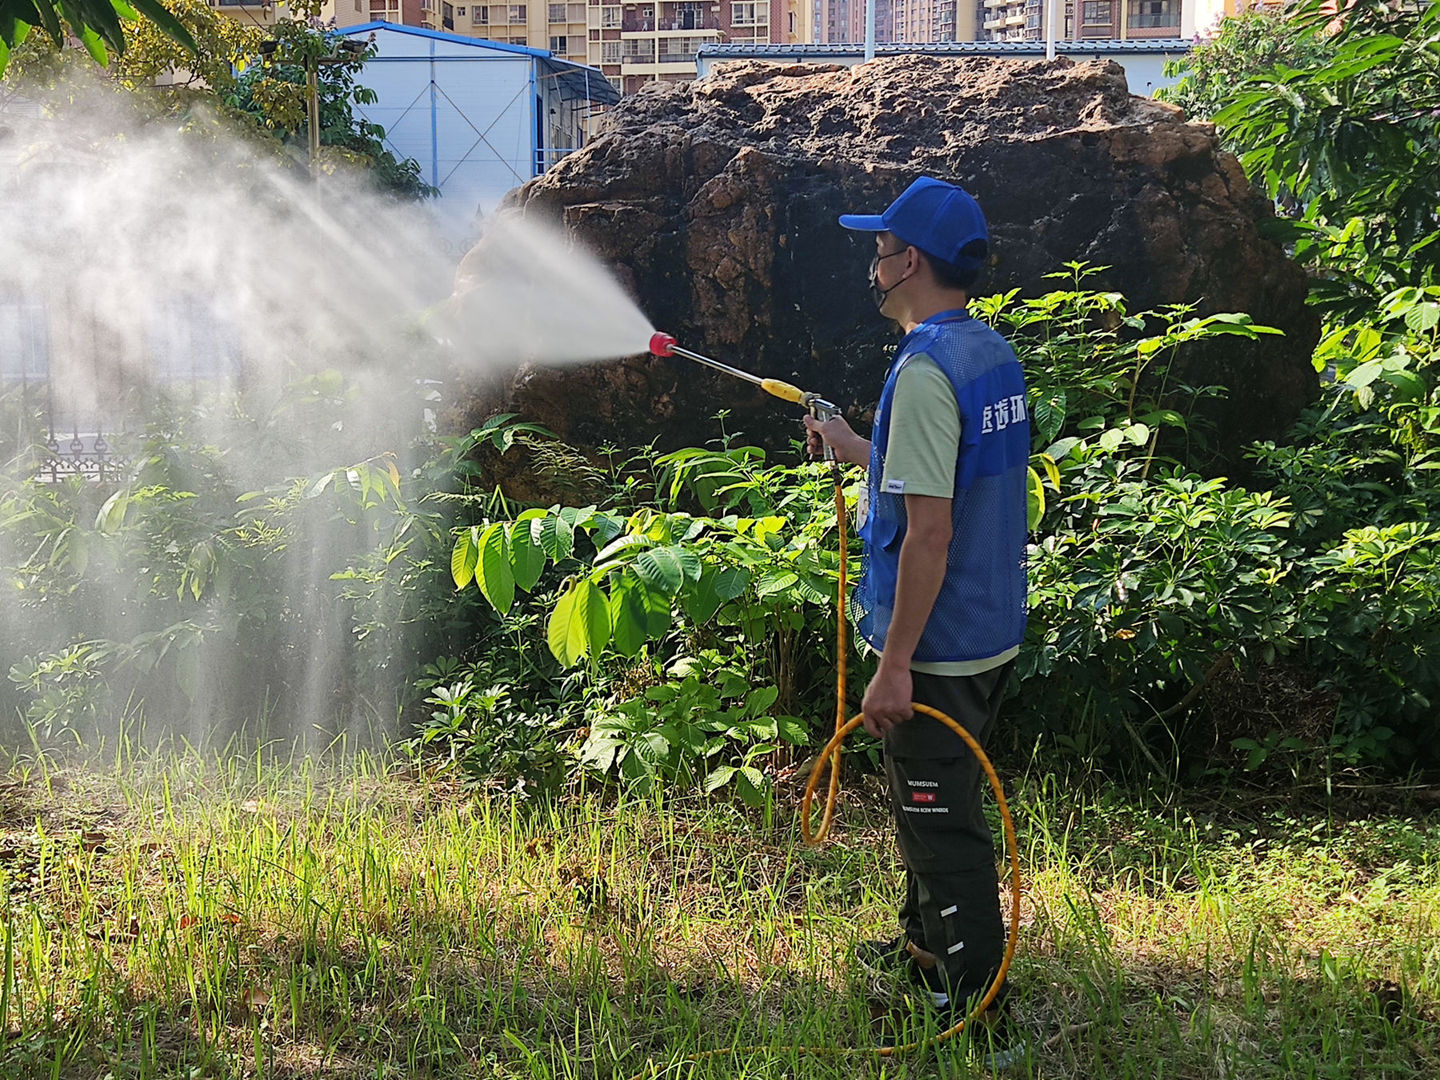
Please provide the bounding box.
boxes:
[647,332,840,460]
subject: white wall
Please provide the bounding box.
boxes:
[350,30,538,244]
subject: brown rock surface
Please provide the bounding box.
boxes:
[487,55,1318,465]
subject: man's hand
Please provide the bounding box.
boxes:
[802,415,870,466]
[861,662,913,738]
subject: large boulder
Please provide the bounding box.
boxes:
[480,55,1318,466]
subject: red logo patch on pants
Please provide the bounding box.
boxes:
[912,792,936,804]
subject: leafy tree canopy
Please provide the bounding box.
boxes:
[5,1,433,200]
[0,0,195,77]
[1194,0,1440,309]
[1156,8,1335,123]
[226,21,437,200]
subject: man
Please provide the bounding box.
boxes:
[803,176,1029,1067]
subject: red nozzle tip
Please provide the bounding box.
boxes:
[649,332,677,357]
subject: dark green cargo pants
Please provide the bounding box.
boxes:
[882,662,1013,1005]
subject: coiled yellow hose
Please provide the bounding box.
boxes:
[628,467,1022,1078]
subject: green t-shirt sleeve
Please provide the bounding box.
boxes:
[880,353,960,498]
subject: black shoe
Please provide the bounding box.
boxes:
[852,935,918,981]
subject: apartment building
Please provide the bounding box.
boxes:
[816,0,878,41]
[980,0,1222,41]
[814,0,987,43]
[211,0,811,93]
[809,0,1221,43]
[588,0,807,94]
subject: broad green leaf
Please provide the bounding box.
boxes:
[754,569,798,597]
[1044,436,1083,461]
[475,522,515,615]
[538,512,574,561]
[592,512,625,546]
[1039,454,1062,491]
[1404,301,1440,334]
[94,488,129,534]
[635,578,673,638]
[682,565,724,625]
[1345,360,1384,390]
[548,585,580,666]
[735,766,766,808]
[704,765,737,793]
[608,576,649,658]
[1026,466,1045,531]
[547,578,610,666]
[76,23,108,64]
[593,532,653,566]
[305,470,336,498]
[450,526,477,589]
[575,578,612,661]
[712,566,751,602]
[508,518,545,592]
[674,546,703,582]
[634,546,684,595]
[745,686,779,718]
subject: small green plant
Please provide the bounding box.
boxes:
[579,653,808,804]
[410,674,568,792]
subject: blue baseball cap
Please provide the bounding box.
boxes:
[838,177,989,268]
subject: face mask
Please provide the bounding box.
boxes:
[868,249,910,312]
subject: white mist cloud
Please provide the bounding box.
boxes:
[0,75,655,753]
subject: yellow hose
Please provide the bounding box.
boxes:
[628,466,1022,1079]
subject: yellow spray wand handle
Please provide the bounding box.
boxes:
[760,378,806,404]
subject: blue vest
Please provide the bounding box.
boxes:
[856,309,1029,664]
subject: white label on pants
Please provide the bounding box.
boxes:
[940,905,958,917]
[947,941,965,955]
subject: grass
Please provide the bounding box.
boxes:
[0,748,1437,1079]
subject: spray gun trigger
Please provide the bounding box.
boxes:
[804,394,840,463]
[805,394,838,421]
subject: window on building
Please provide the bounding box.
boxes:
[1127,0,1177,26]
[658,34,704,61]
[0,296,48,382]
[1081,0,1109,22]
[548,2,565,18]
[550,33,568,49]
[510,34,529,41]
[601,3,621,23]
[508,3,526,19]
[601,39,623,60]
[473,4,489,19]
[731,1,757,23]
